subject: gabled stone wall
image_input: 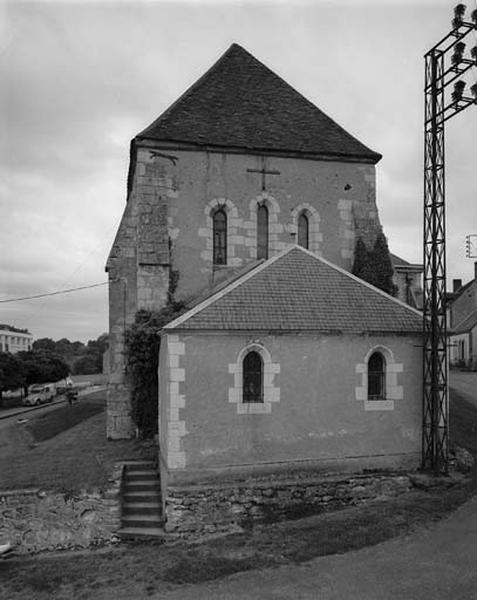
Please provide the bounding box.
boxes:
[107,143,384,439]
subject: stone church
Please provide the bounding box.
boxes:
[106,45,422,486]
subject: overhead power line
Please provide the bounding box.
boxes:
[0,282,108,304]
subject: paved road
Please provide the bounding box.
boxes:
[0,386,106,431]
[450,371,477,406]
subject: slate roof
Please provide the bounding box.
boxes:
[138,44,381,164]
[164,246,422,334]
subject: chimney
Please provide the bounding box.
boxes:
[453,279,462,293]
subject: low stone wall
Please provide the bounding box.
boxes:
[165,472,413,535]
[0,464,123,554]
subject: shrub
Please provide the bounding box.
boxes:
[125,303,185,438]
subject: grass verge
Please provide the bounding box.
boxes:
[27,401,104,442]
[0,390,155,493]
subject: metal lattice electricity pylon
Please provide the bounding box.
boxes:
[422,4,477,474]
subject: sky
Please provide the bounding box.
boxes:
[1,0,476,343]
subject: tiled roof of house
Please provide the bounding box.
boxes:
[138,44,381,164]
[164,246,422,334]
[453,309,477,334]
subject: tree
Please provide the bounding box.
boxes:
[72,333,109,374]
[0,352,25,407]
[352,234,398,297]
[17,350,69,391]
[371,233,398,297]
[32,338,57,353]
[352,237,371,280]
[72,354,99,375]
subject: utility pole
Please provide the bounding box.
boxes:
[422,3,477,474]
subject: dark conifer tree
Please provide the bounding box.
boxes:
[371,233,398,296]
[352,234,398,296]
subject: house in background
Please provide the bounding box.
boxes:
[391,254,423,310]
[448,262,477,369]
[0,325,33,354]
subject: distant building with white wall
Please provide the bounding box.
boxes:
[0,325,33,354]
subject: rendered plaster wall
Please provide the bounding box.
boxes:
[159,332,422,484]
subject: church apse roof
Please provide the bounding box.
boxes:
[137,44,381,164]
[164,246,422,335]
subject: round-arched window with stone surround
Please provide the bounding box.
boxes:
[212,207,227,265]
[257,203,269,260]
[242,350,264,403]
[297,211,309,249]
[367,351,386,400]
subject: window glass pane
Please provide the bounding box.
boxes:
[298,213,309,249]
[257,204,269,260]
[213,209,227,265]
[368,352,385,400]
[243,350,263,403]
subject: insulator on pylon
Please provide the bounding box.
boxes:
[470,82,477,99]
[471,46,477,61]
[471,8,477,23]
[452,42,466,64]
[452,80,466,102]
[454,3,466,16]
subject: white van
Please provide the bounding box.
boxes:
[23,384,55,406]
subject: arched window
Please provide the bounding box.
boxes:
[297,212,309,249]
[213,208,227,265]
[368,352,386,400]
[257,204,269,260]
[242,350,263,403]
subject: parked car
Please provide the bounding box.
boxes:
[22,384,55,406]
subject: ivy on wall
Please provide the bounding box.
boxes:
[125,301,185,438]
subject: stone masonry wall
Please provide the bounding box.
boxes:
[107,144,383,439]
[0,464,123,554]
[106,155,172,439]
[164,471,412,536]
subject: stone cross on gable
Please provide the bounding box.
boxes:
[247,158,280,191]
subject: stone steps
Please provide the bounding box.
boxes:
[118,526,166,540]
[118,462,164,540]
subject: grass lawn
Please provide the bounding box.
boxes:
[0,390,155,493]
[1,387,476,600]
